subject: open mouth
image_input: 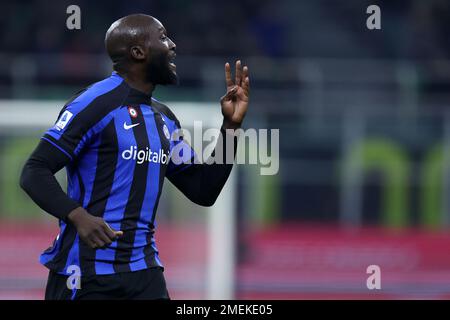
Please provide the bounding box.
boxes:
[168,54,176,70]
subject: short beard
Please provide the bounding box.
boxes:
[146,53,178,85]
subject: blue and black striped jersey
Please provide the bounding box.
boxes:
[40,72,195,276]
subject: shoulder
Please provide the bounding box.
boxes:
[52,75,130,135]
[151,98,181,128]
[60,76,129,118]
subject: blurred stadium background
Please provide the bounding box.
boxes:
[2,0,450,299]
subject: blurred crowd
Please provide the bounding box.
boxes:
[1,0,449,59]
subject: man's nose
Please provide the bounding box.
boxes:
[169,38,176,51]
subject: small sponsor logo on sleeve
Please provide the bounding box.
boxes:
[163,124,171,139]
[55,110,74,131]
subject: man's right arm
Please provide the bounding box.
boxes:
[20,139,80,220]
[20,139,122,248]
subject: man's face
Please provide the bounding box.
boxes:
[144,20,177,85]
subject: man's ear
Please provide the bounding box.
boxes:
[130,45,146,61]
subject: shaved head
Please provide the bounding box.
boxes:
[104,14,177,85]
[105,14,158,69]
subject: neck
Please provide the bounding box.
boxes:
[116,70,154,96]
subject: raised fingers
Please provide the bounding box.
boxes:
[242,66,250,95]
[225,62,233,90]
[235,60,242,86]
[220,85,238,103]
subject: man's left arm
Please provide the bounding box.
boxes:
[167,60,249,206]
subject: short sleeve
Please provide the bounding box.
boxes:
[42,102,93,161]
[161,112,196,177]
[41,75,128,160]
[167,133,197,177]
[150,99,197,177]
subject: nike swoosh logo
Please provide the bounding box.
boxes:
[123,122,140,130]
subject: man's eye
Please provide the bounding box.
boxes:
[161,35,167,40]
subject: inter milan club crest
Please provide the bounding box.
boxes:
[163,124,170,139]
[128,106,138,118]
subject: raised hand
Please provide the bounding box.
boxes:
[220,60,250,129]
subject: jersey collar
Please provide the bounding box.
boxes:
[111,71,153,105]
